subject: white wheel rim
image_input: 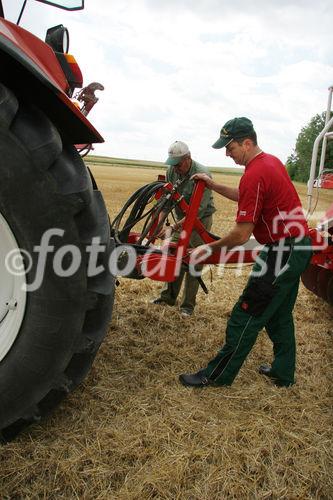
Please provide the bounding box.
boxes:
[0,212,27,361]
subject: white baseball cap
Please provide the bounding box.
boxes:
[165,141,190,165]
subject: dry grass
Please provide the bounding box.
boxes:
[1,165,332,499]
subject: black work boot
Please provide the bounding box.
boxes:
[259,365,294,387]
[258,364,273,377]
[150,298,174,306]
[179,369,213,387]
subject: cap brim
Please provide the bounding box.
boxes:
[212,136,233,149]
[165,157,180,166]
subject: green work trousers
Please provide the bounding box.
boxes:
[159,214,213,312]
[203,236,313,386]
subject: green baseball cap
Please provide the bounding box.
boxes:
[212,117,255,149]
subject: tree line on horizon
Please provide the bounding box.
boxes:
[286,111,333,183]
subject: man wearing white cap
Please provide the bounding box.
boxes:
[152,140,216,317]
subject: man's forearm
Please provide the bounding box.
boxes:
[191,173,239,201]
[210,181,239,201]
[208,233,242,252]
[207,224,253,251]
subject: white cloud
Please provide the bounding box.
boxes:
[2,0,332,166]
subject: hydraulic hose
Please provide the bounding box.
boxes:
[110,175,194,254]
[110,176,213,291]
[110,181,177,254]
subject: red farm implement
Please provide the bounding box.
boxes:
[111,178,332,305]
[111,87,333,306]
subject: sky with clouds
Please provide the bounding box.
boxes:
[2,0,333,167]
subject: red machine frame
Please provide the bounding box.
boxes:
[124,179,333,284]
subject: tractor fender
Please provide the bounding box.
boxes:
[0,18,103,144]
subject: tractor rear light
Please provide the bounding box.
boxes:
[64,53,83,87]
[54,52,83,96]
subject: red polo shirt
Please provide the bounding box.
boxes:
[236,152,309,244]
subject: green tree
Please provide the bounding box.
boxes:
[287,112,333,182]
[286,152,298,180]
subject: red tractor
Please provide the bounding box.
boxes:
[0,0,114,441]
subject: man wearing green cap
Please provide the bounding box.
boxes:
[152,140,216,317]
[179,117,312,387]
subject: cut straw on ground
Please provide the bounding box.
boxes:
[1,164,332,499]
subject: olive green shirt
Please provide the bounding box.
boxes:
[166,160,216,220]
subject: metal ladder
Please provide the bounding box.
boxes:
[307,85,333,219]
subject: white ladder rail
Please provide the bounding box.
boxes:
[307,85,333,215]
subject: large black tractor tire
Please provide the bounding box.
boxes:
[0,83,114,441]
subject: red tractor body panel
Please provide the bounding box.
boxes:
[0,18,69,92]
[0,18,103,143]
[322,174,333,189]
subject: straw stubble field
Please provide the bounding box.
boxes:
[1,163,332,499]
